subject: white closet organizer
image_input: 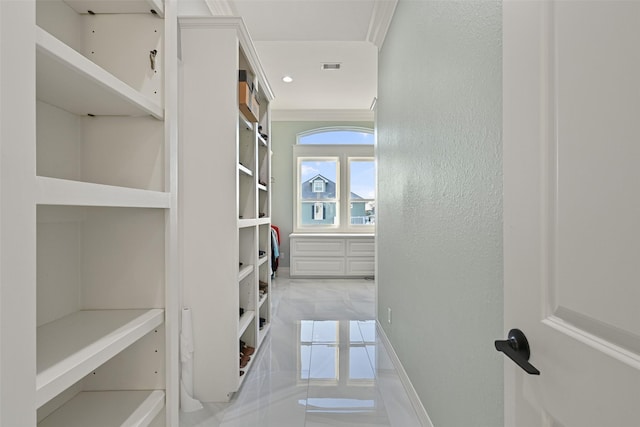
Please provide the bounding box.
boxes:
[179,17,274,402]
[0,0,180,425]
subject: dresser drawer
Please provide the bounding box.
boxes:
[290,238,346,257]
[290,257,346,276]
[346,258,375,276]
[346,239,375,257]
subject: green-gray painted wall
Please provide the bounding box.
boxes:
[376,1,503,425]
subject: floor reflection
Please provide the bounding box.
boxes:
[180,277,422,427]
[298,320,378,415]
[299,320,376,382]
[301,397,376,413]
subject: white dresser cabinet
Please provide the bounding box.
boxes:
[290,234,375,277]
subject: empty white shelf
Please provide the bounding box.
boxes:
[238,264,254,282]
[238,310,255,338]
[238,218,256,228]
[258,293,268,309]
[39,390,164,427]
[36,177,171,208]
[37,309,164,408]
[258,322,271,348]
[238,163,253,177]
[62,0,164,17]
[257,184,267,192]
[36,27,163,119]
[258,255,268,266]
[238,112,253,131]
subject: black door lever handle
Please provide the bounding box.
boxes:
[495,329,540,375]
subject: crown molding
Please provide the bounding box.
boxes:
[271,109,374,122]
[366,0,398,49]
[204,0,235,16]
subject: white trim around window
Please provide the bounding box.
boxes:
[297,126,375,145]
[293,144,375,233]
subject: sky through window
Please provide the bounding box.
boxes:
[299,130,374,145]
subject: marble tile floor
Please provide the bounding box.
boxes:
[180,276,423,427]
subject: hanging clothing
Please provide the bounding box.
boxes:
[270,225,280,274]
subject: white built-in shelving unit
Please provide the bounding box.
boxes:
[0,0,178,425]
[179,16,274,402]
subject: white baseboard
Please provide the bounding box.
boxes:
[376,320,434,427]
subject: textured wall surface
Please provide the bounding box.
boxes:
[376,1,503,426]
[270,121,373,267]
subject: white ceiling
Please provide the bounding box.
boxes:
[254,41,377,111]
[231,0,377,42]
[202,0,397,117]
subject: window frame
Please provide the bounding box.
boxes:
[297,126,375,146]
[297,155,340,228]
[348,157,376,226]
[293,143,374,233]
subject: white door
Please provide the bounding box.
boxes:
[503,1,640,426]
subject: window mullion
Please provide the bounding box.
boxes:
[340,153,349,232]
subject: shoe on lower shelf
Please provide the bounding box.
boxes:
[240,340,255,356]
[240,353,251,369]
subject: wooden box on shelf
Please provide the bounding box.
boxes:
[238,81,259,123]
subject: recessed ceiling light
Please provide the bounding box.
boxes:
[282,75,294,83]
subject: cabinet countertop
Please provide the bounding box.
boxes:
[289,233,374,238]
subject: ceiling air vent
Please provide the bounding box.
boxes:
[321,63,341,70]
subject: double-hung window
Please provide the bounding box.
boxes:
[349,159,375,225]
[299,157,338,225]
[294,128,374,232]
